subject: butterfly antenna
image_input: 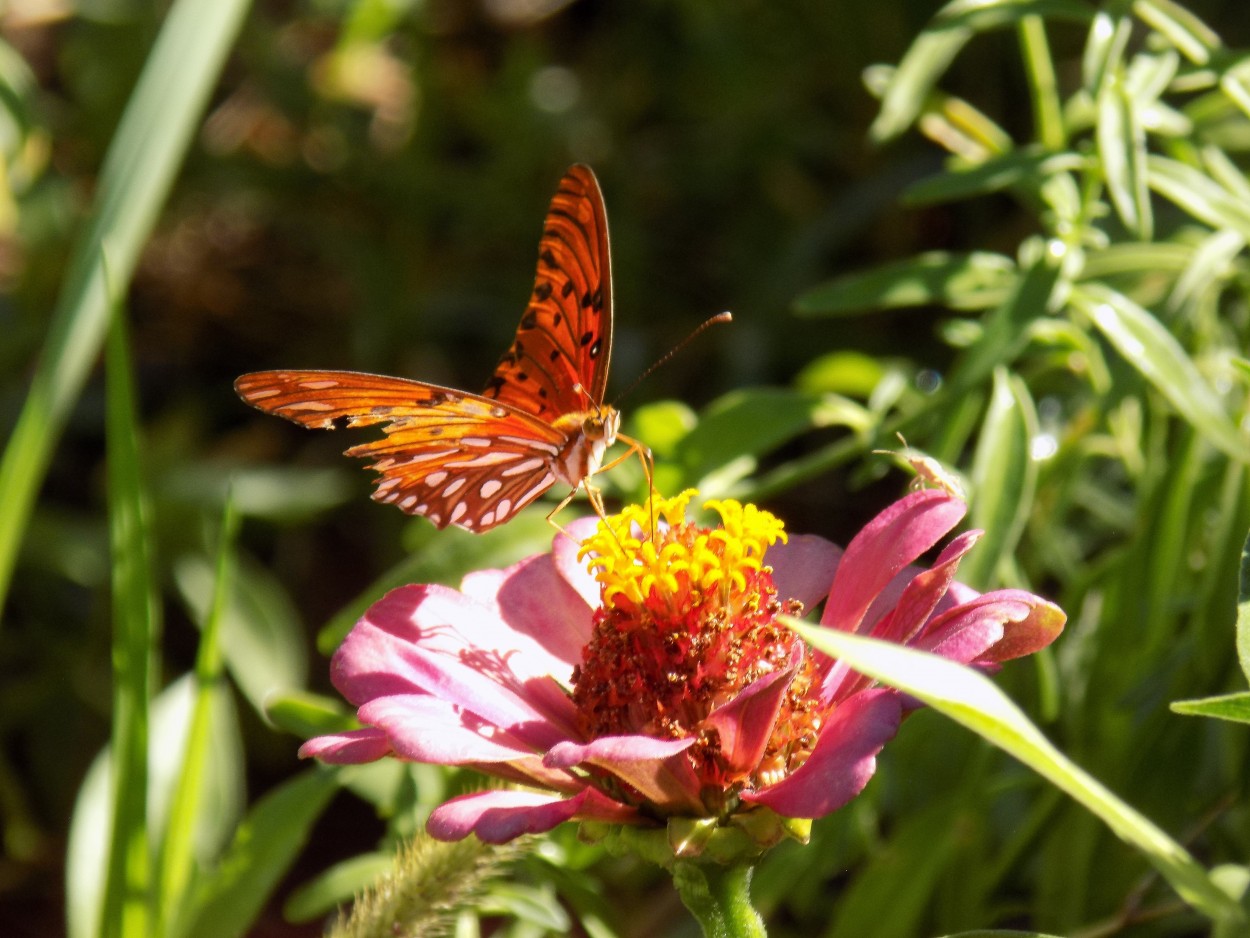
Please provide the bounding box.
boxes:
[612,312,732,406]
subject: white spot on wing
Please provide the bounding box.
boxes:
[502,457,546,477]
[449,452,525,469]
[400,495,417,510]
[461,437,491,448]
[499,436,561,455]
[425,470,448,487]
[480,479,502,498]
[495,498,512,520]
[443,478,466,496]
[283,401,334,412]
[298,379,342,389]
[515,473,556,509]
[450,502,468,523]
[481,510,496,527]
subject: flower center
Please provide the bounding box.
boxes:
[572,491,821,813]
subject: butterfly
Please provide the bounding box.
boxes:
[235,164,645,533]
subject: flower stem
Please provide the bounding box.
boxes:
[672,860,766,938]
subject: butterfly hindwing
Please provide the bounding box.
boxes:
[234,369,566,530]
[483,164,613,419]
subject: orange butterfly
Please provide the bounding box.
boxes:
[235,165,645,532]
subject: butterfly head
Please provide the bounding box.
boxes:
[551,404,620,487]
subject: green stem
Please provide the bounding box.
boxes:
[672,861,766,938]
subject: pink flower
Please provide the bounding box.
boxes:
[301,489,1064,847]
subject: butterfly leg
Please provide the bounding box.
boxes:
[601,433,655,535]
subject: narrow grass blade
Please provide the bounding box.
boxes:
[156,498,239,936]
[782,621,1248,927]
[101,294,158,938]
[1238,529,1250,685]
[0,0,250,617]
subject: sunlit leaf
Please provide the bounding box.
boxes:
[961,368,1038,590]
[783,622,1247,927]
[1170,693,1250,723]
[1147,155,1250,239]
[1072,284,1250,461]
[1096,71,1152,239]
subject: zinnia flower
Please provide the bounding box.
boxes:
[301,488,1064,849]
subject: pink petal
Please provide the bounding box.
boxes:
[766,534,842,611]
[459,551,592,666]
[919,590,1066,664]
[357,694,531,763]
[546,735,704,812]
[821,530,983,703]
[821,490,966,634]
[332,585,578,747]
[743,688,901,818]
[299,728,392,764]
[427,786,639,843]
[704,667,794,778]
[980,590,1065,660]
[551,517,603,609]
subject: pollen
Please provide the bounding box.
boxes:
[572,490,822,814]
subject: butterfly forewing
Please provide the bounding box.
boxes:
[234,369,570,530]
[483,164,613,417]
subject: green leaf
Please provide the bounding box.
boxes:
[795,252,1017,315]
[1071,284,1250,462]
[674,388,870,494]
[1082,10,1131,94]
[1132,0,1219,65]
[903,150,1086,206]
[183,770,339,938]
[826,800,962,938]
[946,244,1064,395]
[628,399,698,460]
[1238,528,1250,685]
[1167,227,1244,316]
[174,554,308,716]
[796,351,888,397]
[961,368,1039,590]
[284,852,394,922]
[0,0,251,615]
[1147,155,1250,240]
[781,622,1248,927]
[1170,693,1250,723]
[265,690,355,739]
[871,0,1093,143]
[1097,71,1152,240]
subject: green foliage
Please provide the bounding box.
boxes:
[7,0,1250,935]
